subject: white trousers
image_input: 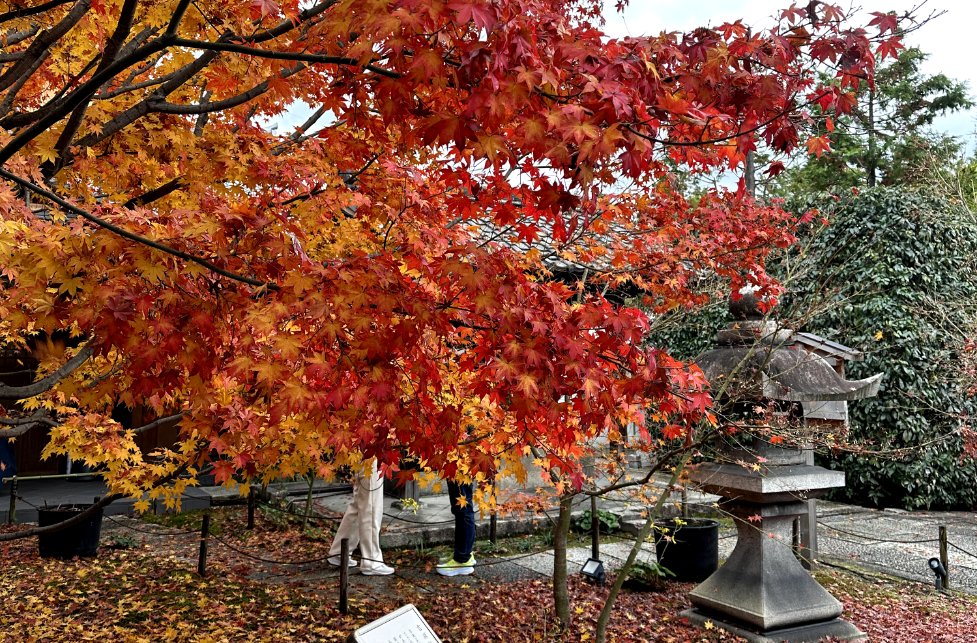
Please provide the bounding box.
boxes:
[328,458,385,571]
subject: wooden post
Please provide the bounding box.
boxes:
[939,525,950,589]
[339,537,350,615]
[247,488,256,530]
[7,478,16,525]
[798,447,818,570]
[489,477,498,544]
[197,513,210,577]
[590,494,600,560]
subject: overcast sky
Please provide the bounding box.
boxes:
[602,0,977,149]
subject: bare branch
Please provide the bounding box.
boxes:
[72,50,218,148]
[49,0,144,171]
[0,345,94,401]
[165,0,192,36]
[246,0,338,44]
[1,25,41,47]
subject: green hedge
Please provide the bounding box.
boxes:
[785,188,977,509]
[652,188,977,509]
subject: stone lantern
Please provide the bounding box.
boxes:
[682,294,881,642]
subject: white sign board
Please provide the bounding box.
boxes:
[350,604,443,643]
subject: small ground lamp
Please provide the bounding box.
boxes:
[580,558,605,584]
[928,557,948,590]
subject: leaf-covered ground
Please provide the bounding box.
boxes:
[1,508,975,642]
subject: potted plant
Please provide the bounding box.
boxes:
[37,504,104,558]
[653,516,719,583]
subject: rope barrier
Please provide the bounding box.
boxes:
[104,515,198,537]
[13,493,40,510]
[818,521,941,544]
[947,540,977,560]
[209,532,335,566]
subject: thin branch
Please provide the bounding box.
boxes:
[169,38,401,78]
[73,50,219,149]
[0,345,94,400]
[0,411,58,438]
[1,168,276,290]
[131,412,183,434]
[49,0,140,165]
[0,45,50,119]
[246,0,338,44]
[0,0,91,94]
[165,0,192,36]
[0,0,74,23]
[93,61,182,100]
[121,177,185,208]
[150,63,305,115]
[624,88,828,149]
[0,36,171,164]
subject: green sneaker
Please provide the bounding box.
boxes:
[436,555,476,576]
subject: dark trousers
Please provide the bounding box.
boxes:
[447,480,475,562]
[0,438,15,481]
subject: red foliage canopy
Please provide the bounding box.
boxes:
[0,0,896,500]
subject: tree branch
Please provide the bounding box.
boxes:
[0,411,58,438]
[165,0,192,36]
[0,0,91,94]
[0,345,94,401]
[150,63,305,115]
[169,37,401,78]
[0,0,74,24]
[130,413,183,434]
[73,49,218,148]
[49,0,142,172]
[245,0,338,44]
[2,168,275,289]
[122,177,185,208]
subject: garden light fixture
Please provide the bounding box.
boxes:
[928,557,948,590]
[580,558,605,585]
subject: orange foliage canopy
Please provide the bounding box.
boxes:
[0,0,896,502]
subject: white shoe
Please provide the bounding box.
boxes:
[327,555,357,568]
[361,563,395,576]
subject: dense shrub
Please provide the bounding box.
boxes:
[784,188,977,509]
[652,188,977,509]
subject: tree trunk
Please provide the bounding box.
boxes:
[594,455,691,643]
[553,493,574,633]
[867,86,877,188]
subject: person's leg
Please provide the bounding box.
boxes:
[448,480,475,563]
[357,458,393,574]
[328,465,366,562]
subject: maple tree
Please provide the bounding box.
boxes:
[0,0,897,516]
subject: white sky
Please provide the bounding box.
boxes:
[602,0,977,149]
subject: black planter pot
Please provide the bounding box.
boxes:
[654,518,719,582]
[37,505,104,558]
